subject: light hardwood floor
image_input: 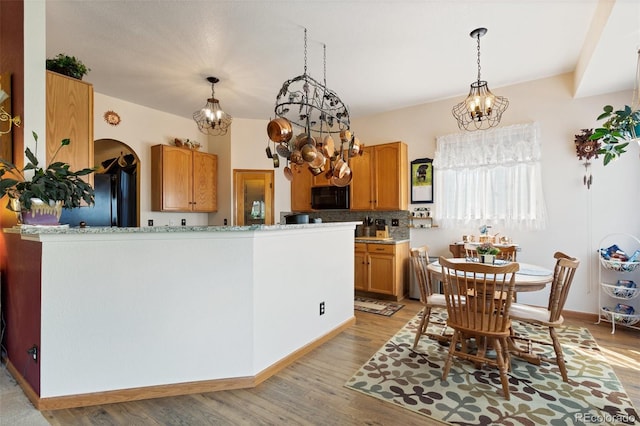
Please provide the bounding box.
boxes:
[41,299,639,425]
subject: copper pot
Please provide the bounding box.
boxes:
[301,143,318,162]
[267,118,293,143]
[290,149,304,165]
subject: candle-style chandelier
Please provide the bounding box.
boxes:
[193,76,232,136]
[452,27,508,131]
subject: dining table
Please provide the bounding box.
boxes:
[427,257,554,293]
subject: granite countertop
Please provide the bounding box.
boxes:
[354,237,410,245]
[6,222,361,235]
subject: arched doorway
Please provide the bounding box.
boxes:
[59,139,140,227]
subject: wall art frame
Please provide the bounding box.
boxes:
[410,157,433,203]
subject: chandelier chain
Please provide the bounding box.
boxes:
[476,33,482,82]
[323,44,327,86]
[304,27,308,76]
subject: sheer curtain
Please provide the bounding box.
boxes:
[433,122,547,230]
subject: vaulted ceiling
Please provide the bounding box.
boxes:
[46,0,640,122]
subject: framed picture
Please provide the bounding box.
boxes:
[411,158,433,203]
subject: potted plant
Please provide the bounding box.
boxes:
[0,131,95,225]
[45,53,91,80]
[590,105,640,165]
[477,242,500,264]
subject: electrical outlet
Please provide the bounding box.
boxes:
[391,219,399,226]
[181,218,186,226]
[148,219,154,226]
[319,301,325,316]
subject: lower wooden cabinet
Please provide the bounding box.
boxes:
[355,241,409,300]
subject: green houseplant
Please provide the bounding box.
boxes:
[45,53,91,80]
[590,105,640,165]
[0,131,95,223]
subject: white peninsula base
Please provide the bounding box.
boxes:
[3,223,357,409]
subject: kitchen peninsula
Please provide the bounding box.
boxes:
[2,222,358,410]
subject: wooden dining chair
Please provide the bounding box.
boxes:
[496,245,518,261]
[463,243,478,259]
[439,256,520,400]
[410,247,449,349]
[509,251,580,382]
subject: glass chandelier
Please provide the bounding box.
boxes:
[452,28,508,131]
[193,76,232,136]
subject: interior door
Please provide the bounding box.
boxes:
[233,170,274,226]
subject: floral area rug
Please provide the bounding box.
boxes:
[354,297,404,316]
[345,309,639,425]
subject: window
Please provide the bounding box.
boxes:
[433,122,547,230]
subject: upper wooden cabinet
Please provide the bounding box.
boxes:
[151,145,218,212]
[350,141,408,211]
[46,71,94,184]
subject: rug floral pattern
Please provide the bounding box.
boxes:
[346,309,639,425]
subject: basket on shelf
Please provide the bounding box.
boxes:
[599,257,640,272]
[600,307,640,326]
[600,282,640,300]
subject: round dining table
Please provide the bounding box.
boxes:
[427,258,554,293]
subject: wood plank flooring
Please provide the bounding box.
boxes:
[42,299,639,425]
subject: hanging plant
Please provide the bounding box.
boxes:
[589,105,640,165]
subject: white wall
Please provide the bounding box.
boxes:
[79,74,640,315]
[93,93,212,227]
[229,118,292,223]
[351,73,640,313]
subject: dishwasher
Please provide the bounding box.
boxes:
[409,255,439,299]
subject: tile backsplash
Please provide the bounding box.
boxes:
[280,210,411,240]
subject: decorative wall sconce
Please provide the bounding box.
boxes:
[193,76,232,136]
[575,128,601,189]
[0,89,21,135]
[452,27,509,131]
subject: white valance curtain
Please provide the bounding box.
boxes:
[433,122,547,230]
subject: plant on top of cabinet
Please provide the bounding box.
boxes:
[46,53,91,80]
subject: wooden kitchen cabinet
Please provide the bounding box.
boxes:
[45,71,94,185]
[290,165,313,212]
[350,141,408,211]
[354,241,409,300]
[151,145,217,212]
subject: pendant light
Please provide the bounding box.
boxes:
[452,28,508,131]
[193,76,232,136]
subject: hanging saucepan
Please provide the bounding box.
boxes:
[290,149,304,165]
[276,142,291,159]
[333,157,348,178]
[309,151,326,169]
[331,168,352,187]
[265,139,273,159]
[267,118,293,143]
[294,133,306,150]
[301,142,318,162]
[283,164,293,181]
[322,135,336,158]
[340,129,352,143]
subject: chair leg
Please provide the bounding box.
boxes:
[493,338,510,400]
[413,307,431,350]
[549,326,568,382]
[442,331,460,381]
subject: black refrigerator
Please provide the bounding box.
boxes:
[60,165,137,227]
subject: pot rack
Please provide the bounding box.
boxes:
[273,28,351,136]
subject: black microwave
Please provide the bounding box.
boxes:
[311,186,350,210]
